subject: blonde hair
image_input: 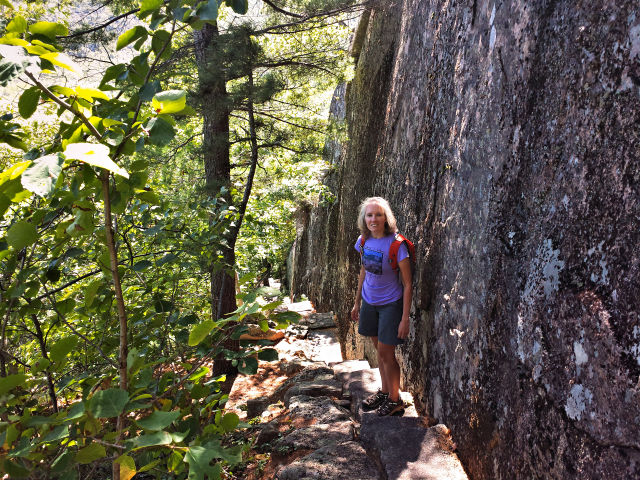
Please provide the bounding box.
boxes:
[357,197,398,239]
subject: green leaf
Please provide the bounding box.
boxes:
[147,117,175,146]
[0,45,35,87]
[184,446,219,480]
[18,87,39,119]
[63,143,129,178]
[188,366,209,382]
[65,402,85,420]
[132,259,152,271]
[139,0,163,14]
[116,26,148,51]
[129,431,172,449]
[75,443,106,464]
[238,356,258,375]
[188,319,215,346]
[51,450,73,473]
[41,424,68,443]
[226,0,248,14]
[272,310,301,324]
[49,336,78,363]
[0,373,26,395]
[84,279,101,307]
[168,450,183,472]
[115,455,137,480]
[3,459,29,478]
[0,192,9,219]
[7,221,37,250]
[101,64,126,86]
[0,0,14,9]
[0,57,23,87]
[127,347,145,375]
[151,30,171,58]
[152,90,186,114]
[29,21,68,39]
[136,410,181,431]
[156,252,177,266]
[6,15,27,34]
[39,52,80,74]
[75,86,109,101]
[257,348,278,362]
[21,154,63,197]
[220,413,239,433]
[65,209,94,236]
[139,80,160,102]
[196,0,219,21]
[87,388,129,418]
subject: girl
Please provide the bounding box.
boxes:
[351,197,412,416]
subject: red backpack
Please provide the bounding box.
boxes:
[359,232,416,274]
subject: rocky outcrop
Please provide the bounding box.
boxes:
[265,359,467,480]
[234,302,468,479]
[291,0,640,478]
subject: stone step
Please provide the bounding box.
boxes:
[360,421,468,480]
[276,440,380,480]
[332,360,468,479]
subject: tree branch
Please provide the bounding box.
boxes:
[25,71,104,140]
[261,0,304,18]
[250,109,325,133]
[59,8,140,39]
[35,269,102,302]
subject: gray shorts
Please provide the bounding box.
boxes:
[358,298,404,346]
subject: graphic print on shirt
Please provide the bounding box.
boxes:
[362,247,383,275]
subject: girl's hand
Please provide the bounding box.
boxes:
[351,304,360,322]
[398,318,409,339]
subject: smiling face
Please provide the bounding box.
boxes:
[365,202,386,238]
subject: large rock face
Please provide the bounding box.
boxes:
[290,0,640,478]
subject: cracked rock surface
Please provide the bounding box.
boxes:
[229,301,469,479]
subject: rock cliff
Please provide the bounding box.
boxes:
[289,0,640,478]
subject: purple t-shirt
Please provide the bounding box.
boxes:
[355,234,408,306]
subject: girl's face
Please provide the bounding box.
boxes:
[364,203,386,238]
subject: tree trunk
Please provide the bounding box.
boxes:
[101,172,128,480]
[193,23,237,322]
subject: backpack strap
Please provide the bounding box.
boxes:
[359,235,366,259]
[389,233,407,273]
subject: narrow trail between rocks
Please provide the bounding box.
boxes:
[226,300,469,480]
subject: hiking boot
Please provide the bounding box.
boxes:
[362,390,388,411]
[377,398,405,417]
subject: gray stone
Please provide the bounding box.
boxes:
[343,368,381,420]
[299,312,336,329]
[246,397,271,418]
[255,420,281,446]
[289,0,640,477]
[276,441,379,480]
[244,364,335,418]
[283,374,343,406]
[285,324,309,339]
[273,421,354,451]
[331,359,372,375]
[287,395,351,424]
[361,421,467,480]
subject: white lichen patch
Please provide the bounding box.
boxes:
[587,241,609,285]
[631,325,640,367]
[629,24,640,60]
[574,341,588,366]
[489,25,497,51]
[565,384,593,420]
[522,238,565,303]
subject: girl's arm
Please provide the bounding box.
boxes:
[397,258,412,338]
[351,265,366,321]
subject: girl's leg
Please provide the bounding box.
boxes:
[377,342,400,402]
[372,337,388,393]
